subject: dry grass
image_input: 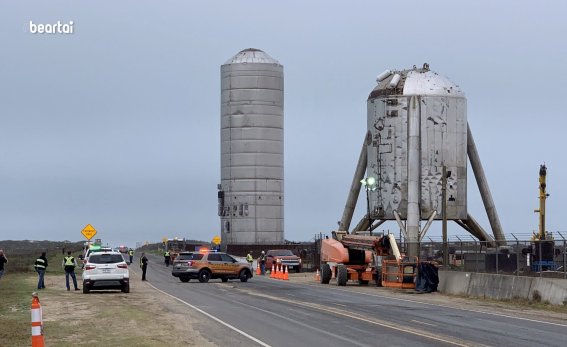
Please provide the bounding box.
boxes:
[0,271,215,347]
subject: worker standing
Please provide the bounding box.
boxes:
[259,251,266,275]
[62,251,79,291]
[246,251,254,270]
[0,250,8,281]
[164,250,171,267]
[34,252,48,289]
[128,249,134,264]
[140,253,148,281]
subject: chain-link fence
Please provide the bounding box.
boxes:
[409,235,567,279]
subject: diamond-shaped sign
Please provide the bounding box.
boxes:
[81,224,97,240]
[212,235,221,245]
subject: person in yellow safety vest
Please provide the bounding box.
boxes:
[128,249,134,264]
[246,251,254,270]
[62,251,79,291]
[34,252,48,289]
[164,250,171,267]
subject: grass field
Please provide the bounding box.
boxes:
[0,273,38,346]
[0,270,213,347]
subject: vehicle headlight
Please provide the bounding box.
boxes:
[276,258,281,263]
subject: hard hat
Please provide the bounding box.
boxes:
[261,251,265,254]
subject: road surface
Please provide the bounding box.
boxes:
[132,254,567,347]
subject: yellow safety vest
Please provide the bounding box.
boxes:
[165,252,170,257]
[64,256,75,266]
[246,254,253,262]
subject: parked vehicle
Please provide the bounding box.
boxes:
[171,251,252,283]
[83,245,113,262]
[265,249,302,273]
[82,251,129,293]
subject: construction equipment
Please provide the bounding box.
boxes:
[531,164,556,271]
[165,238,187,262]
[320,231,418,288]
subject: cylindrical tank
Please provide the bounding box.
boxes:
[219,48,284,244]
[366,64,467,224]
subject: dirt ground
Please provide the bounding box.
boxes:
[35,269,216,346]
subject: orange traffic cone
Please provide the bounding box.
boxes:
[270,264,275,278]
[256,263,261,276]
[283,266,289,281]
[277,264,283,280]
[31,292,44,347]
[315,269,320,281]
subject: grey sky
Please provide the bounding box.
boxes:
[1,1,566,247]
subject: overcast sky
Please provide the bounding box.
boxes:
[1,1,566,247]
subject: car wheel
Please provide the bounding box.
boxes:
[337,264,348,286]
[221,277,228,282]
[122,284,130,293]
[239,269,249,282]
[83,284,90,294]
[358,279,369,286]
[198,269,211,283]
[180,277,190,283]
[321,263,331,284]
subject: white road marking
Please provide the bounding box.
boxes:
[411,319,438,327]
[247,291,470,347]
[146,282,271,347]
[237,300,371,347]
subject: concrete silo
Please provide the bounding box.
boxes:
[218,48,284,244]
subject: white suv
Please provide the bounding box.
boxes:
[82,251,130,293]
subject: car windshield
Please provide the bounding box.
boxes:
[270,250,294,256]
[89,254,124,264]
[177,253,203,261]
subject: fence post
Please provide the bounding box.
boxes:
[539,241,543,278]
[495,243,499,274]
[517,240,520,276]
[511,234,519,276]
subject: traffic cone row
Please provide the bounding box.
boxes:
[270,264,289,281]
[31,292,44,347]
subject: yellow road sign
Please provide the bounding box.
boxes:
[212,235,221,245]
[81,224,97,240]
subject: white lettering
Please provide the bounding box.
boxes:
[28,20,74,34]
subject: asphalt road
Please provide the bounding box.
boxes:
[133,254,567,347]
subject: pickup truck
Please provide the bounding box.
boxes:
[265,249,302,273]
